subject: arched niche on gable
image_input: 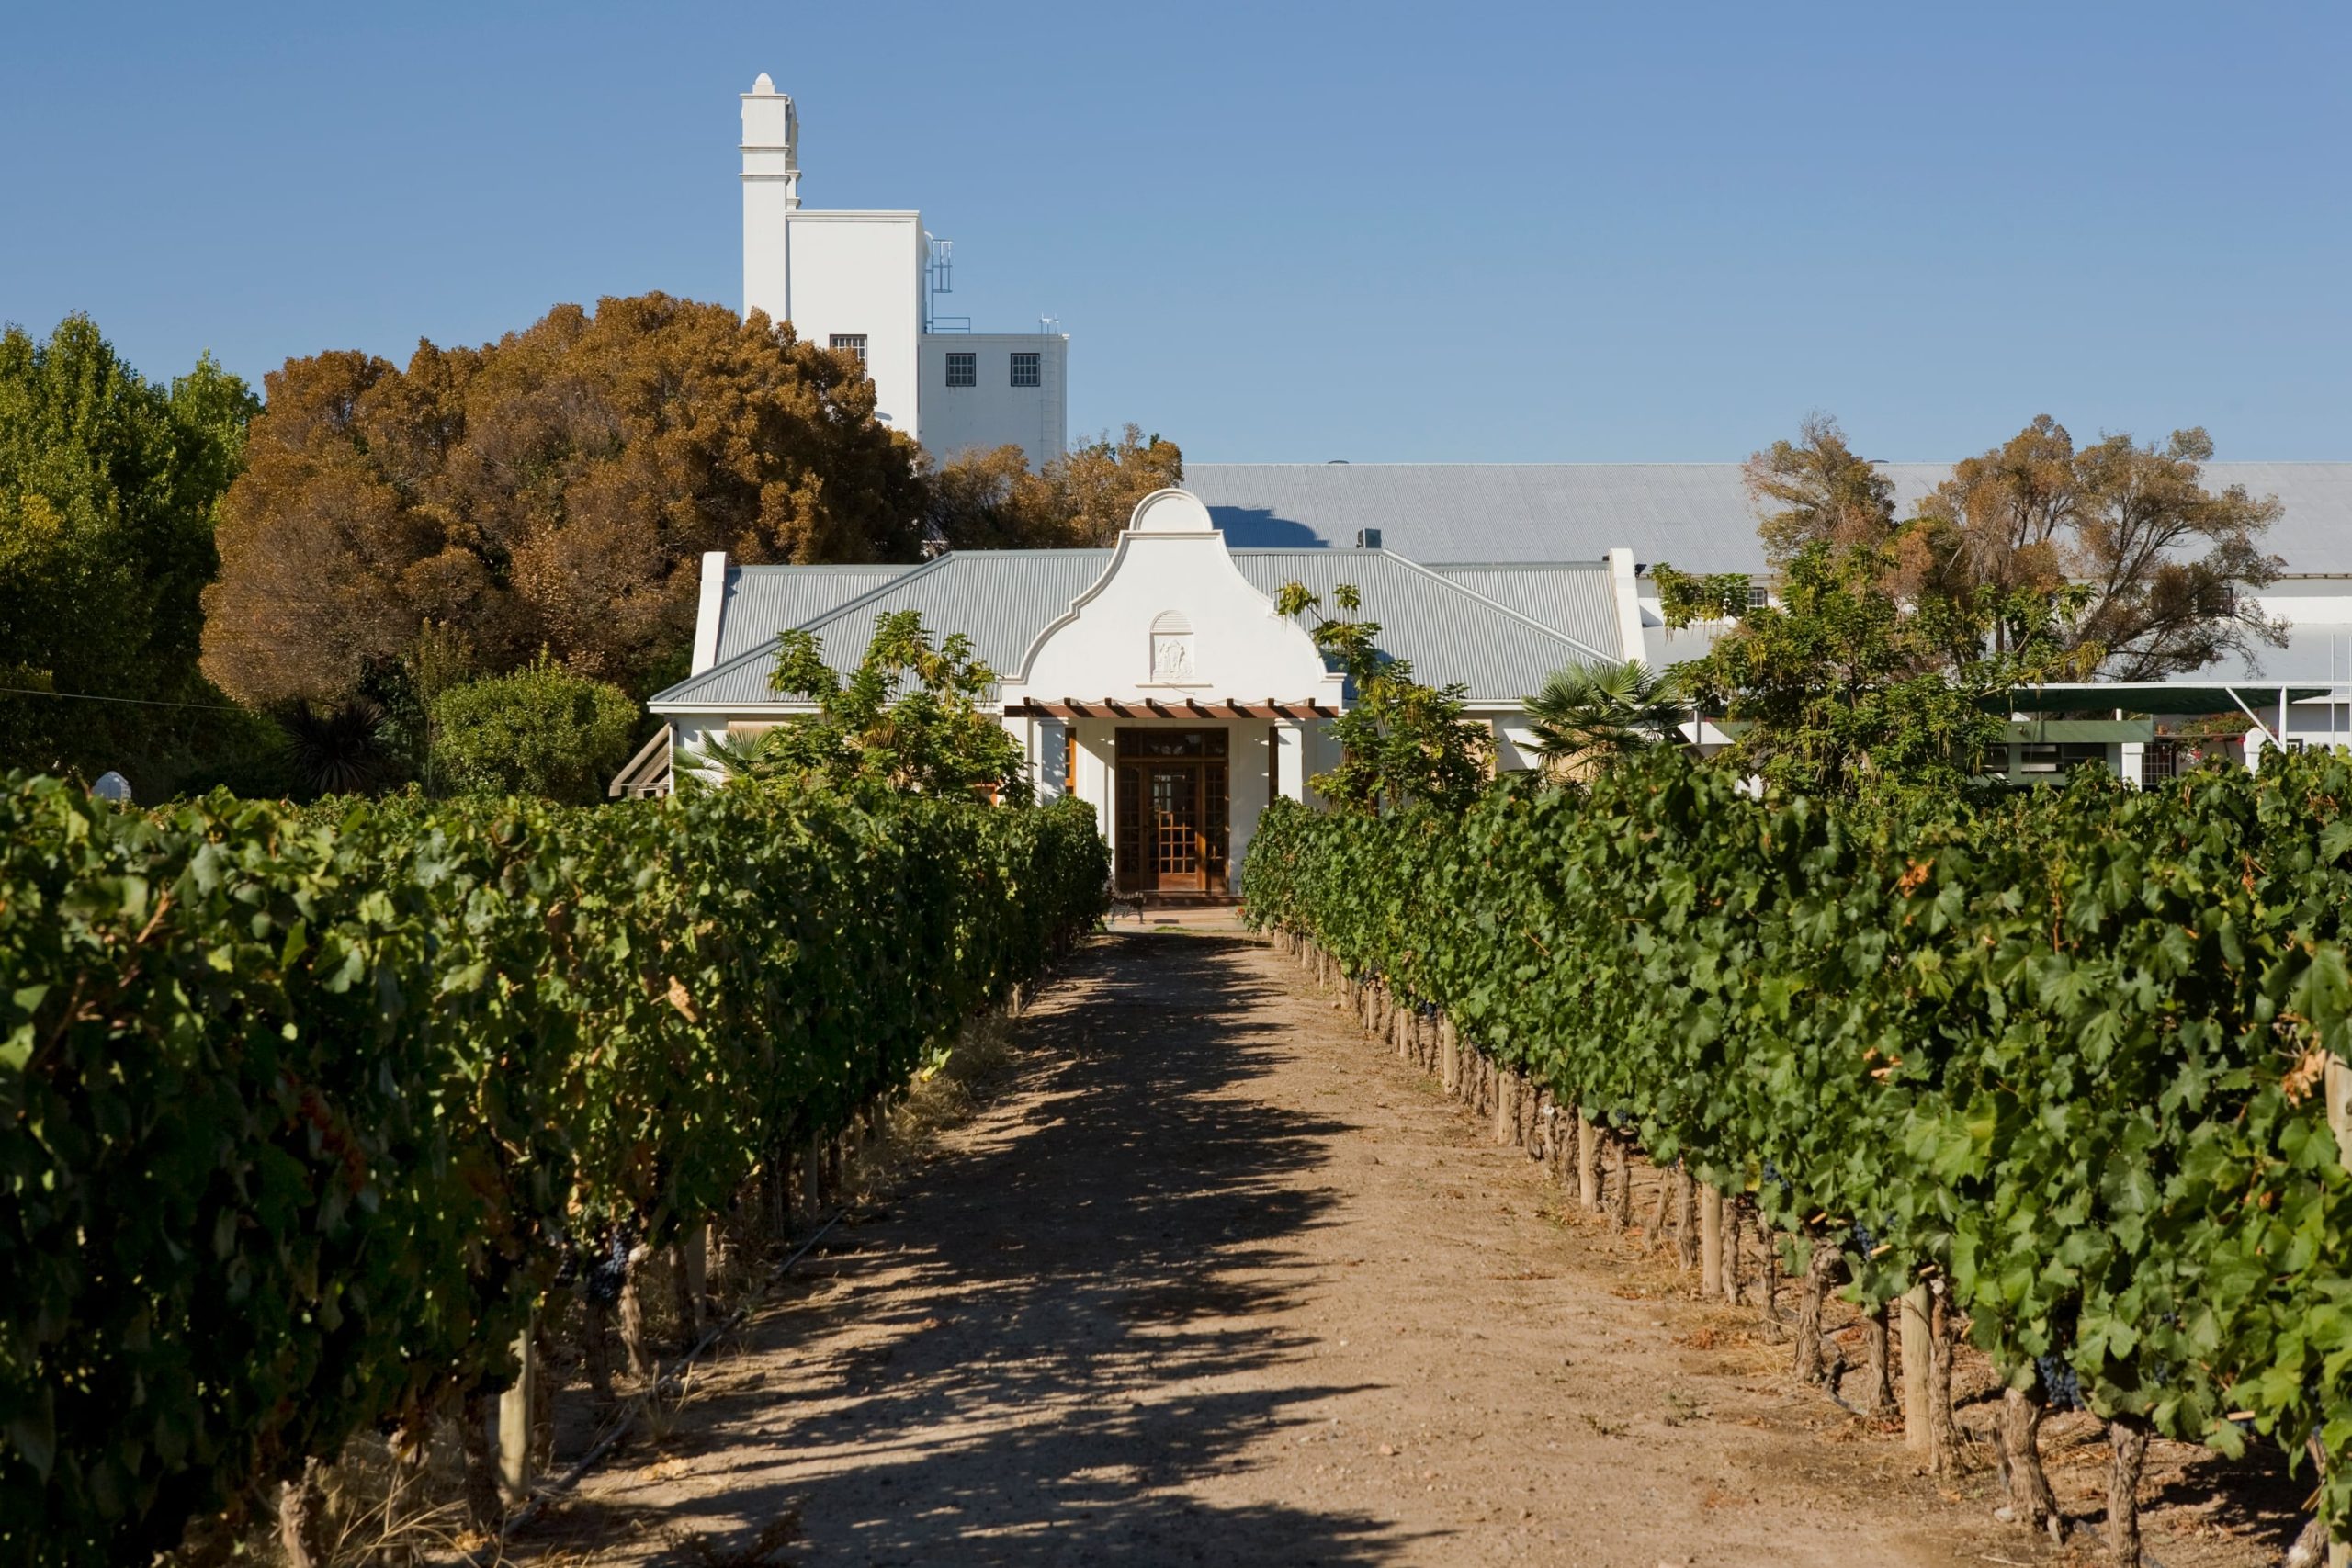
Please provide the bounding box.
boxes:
[1148,611,1197,683]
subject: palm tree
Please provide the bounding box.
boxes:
[1522,660,1686,775]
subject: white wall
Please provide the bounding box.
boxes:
[918,333,1069,467]
[1010,493,1340,707]
[756,210,924,437]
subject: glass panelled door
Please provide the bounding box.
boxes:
[1149,765,1204,890]
[1114,728,1231,893]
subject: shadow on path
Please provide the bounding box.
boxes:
[553,932,1419,1565]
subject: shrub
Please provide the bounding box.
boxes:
[429,657,638,803]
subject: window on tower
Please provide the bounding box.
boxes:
[829,333,868,366]
[944,352,976,388]
[1010,352,1041,388]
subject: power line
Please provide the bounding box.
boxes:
[0,685,245,713]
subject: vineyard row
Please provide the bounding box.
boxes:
[0,779,1110,1566]
[1239,755,2352,1565]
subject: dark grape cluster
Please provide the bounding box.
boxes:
[1760,1159,1793,1194]
[2036,1354,2085,1411]
[584,1225,636,1307]
[1849,1222,1876,1253]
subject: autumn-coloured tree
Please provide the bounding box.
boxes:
[925,423,1182,549]
[202,294,926,707]
[1915,418,2284,680]
[1744,412,1898,568]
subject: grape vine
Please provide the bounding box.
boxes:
[0,777,1107,1565]
[1241,750,2352,1543]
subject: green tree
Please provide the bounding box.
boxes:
[925,423,1182,549]
[1275,581,1490,814]
[1661,543,2014,801]
[202,294,925,710]
[0,316,257,788]
[1521,659,1685,774]
[699,609,1026,796]
[429,656,639,803]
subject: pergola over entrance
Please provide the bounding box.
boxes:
[1003,698,1340,719]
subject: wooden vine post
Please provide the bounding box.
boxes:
[1699,1183,1724,1297]
[1900,1282,1932,1456]
[1577,1108,1601,1210]
[2331,1056,2351,1568]
[497,1315,536,1505]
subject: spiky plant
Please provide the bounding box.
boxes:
[1521,659,1687,775]
[278,696,394,797]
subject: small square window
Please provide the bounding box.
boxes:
[1746,582,1771,609]
[1010,352,1040,388]
[944,352,975,388]
[829,333,868,366]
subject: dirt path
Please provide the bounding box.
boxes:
[530,928,2021,1567]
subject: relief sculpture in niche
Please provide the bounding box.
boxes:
[1148,611,1197,682]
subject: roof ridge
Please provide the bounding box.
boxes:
[1422,559,1611,571]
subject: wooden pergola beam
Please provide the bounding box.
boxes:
[1004,697,1333,719]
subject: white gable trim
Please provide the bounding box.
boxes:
[1005,488,1341,706]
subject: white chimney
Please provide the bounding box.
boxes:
[691,551,729,675]
[741,74,799,323]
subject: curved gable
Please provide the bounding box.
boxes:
[1009,489,1340,705]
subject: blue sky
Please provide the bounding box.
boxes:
[4,2,2346,462]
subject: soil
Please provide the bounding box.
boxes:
[516,923,2307,1567]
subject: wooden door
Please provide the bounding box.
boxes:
[1148,764,1204,891]
[1114,728,1231,894]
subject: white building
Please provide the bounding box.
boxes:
[628,488,1640,894]
[741,73,1067,467]
[1182,462,2352,776]
[610,462,2352,843]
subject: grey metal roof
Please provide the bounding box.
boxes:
[1186,462,2352,577]
[652,545,1623,709]
[656,551,1110,707]
[712,564,913,665]
[1228,550,1618,702]
[1421,562,1624,645]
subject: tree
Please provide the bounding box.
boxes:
[429,656,639,804]
[1661,543,2015,802]
[695,609,1025,797]
[0,315,258,788]
[1915,417,2285,680]
[1275,581,1491,814]
[202,293,926,710]
[1746,412,1897,568]
[1521,659,1685,774]
[925,423,1182,549]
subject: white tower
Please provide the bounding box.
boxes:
[740,73,800,323]
[739,73,1067,466]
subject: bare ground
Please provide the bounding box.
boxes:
[515,926,2303,1568]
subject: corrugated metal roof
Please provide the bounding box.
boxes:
[1186,462,2352,577]
[1420,562,1623,647]
[712,565,913,664]
[651,545,1623,709]
[656,551,1112,707]
[1229,551,1616,701]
